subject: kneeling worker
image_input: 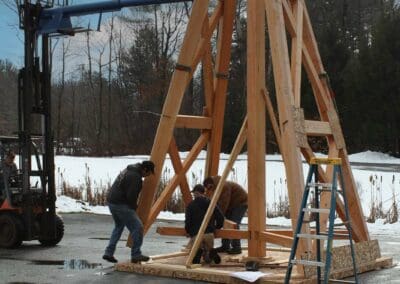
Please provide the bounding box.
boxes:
[185,184,224,264]
[203,176,248,255]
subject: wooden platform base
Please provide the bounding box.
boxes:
[116,240,392,283]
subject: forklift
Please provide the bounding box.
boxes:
[0,0,62,248]
[0,0,189,249]
[0,136,63,248]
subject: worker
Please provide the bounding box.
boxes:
[203,176,248,255]
[103,160,155,263]
[185,184,224,264]
[0,150,18,177]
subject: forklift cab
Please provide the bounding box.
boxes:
[0,136,63,248]
[0,137,43,208]
[0,137,23,208]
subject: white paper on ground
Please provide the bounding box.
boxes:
[230,271,271,282]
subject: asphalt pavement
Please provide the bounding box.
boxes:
[0,213,399,283]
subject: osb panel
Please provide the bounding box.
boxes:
[326,108,345,149]
[302,240,382,277]
[331,244,352,271]
[369,239,381,260]
[292,106,308,148]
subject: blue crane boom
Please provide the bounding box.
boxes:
[38,0,190,35]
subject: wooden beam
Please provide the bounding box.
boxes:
[145,132,210,232]
[175,115,213,129]
[190,2,223,77]
[289,0,304,107]
[151,251,189,261]
[281,0,297,36]
[259,231,293,248]
[202,46,214,116]
[185,117,247,267]
[156,226,249,239]
[302,47,330,113]
[262,88,282,153]
[206,0,236,177]
[168,138,192,206]
[304,120,332,136]
[339,149,370,241]
[157,226,350,241]
[247,0,266,257]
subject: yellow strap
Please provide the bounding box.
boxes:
[310,157,342,165]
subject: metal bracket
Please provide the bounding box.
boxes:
[175,63,192,73]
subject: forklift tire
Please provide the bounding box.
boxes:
[0,213,23,248]
[39,214,64,246]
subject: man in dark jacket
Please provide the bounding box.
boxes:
[0,150,18,178]
[103,161,155,263]
[185,184,224,264]
[0,150,18,200]
[203,176,248,255]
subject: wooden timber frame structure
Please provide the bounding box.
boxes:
[130,0,372,278]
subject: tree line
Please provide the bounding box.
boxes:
[0,0,399,156]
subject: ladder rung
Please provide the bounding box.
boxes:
[320,232,350,238]
[333,233,350,238]
[334,221,350,227]
[297,233,328,240]
[290,259,325,267]
[307,182,332,188]
[319,189,343,194]
[303,208,330,214]
[310,157,342,165]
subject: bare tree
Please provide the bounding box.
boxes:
[107,13,115,154]
[55,38,71,153]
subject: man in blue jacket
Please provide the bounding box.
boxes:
[103,160,155,263]
[185,184,224,264]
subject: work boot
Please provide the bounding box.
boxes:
[214,246,229,253]
[203,251,212,264]
[227,247,242,255]
[209,249,221,264]
[192,248,203,264]
[131,255,150,263]
[102,254,118,263]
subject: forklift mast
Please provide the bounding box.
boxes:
[18,1,55,241]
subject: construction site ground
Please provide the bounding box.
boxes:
[0,213,398,283]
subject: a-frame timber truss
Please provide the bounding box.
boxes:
[128,0,371,279]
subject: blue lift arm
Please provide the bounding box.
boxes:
[38,0,191,35]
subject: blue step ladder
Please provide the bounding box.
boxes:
[284,158,359,284]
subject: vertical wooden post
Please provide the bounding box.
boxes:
[205,0,236,177]
[290,0,303,107]
[247,0,267,257]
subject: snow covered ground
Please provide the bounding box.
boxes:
[53,150,400,236]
